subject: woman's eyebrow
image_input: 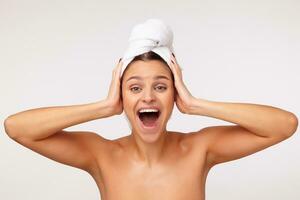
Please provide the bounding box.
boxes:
[126,75,170,82]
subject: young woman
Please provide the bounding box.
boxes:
[4,51,298,200]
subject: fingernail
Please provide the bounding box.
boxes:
[118,58,122,63]
[172,53,175,57]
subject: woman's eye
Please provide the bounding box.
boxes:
[156,86,167,91]
[130,86,141,92]
[129,85,166,93]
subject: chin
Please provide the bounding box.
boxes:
[137,132,164,144]
[127,110,169,143]
[132,125,168,144]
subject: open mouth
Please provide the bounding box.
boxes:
[137,109,161,127]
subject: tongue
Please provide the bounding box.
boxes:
[140,113,158,127]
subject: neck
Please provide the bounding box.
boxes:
[128,129,169,167]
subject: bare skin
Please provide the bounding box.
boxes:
[4,54,298,200]
[87,131,208,200]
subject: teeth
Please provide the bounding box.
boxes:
[139,109,159,113]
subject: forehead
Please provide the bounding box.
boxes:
[122,60,172,81]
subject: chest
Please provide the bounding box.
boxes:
[94,142,208,200]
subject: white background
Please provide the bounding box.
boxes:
[1,0,299,199]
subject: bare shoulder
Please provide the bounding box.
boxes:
[180,128,210,149]
[88,132,121,157]
[165,129,214,173]
[84,132,125,175]
[179,128,214,164]
[166,130,209,156]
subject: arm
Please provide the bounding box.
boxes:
[191,99,298,138]
[4,59,124,172]
[190,99,298,166]
[4,101,115,141]
[169,54,298,166]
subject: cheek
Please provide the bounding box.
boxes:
[122,92,136,114]
[160,91,175,108]
[166,87,175,101]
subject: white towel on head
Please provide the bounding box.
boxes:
[120,18,175,77]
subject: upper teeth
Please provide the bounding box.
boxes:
[139,109,159,113]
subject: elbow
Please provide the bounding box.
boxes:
[284,113,298,138]
[4,116,19,140]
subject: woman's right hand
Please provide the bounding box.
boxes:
[105,58,124,116]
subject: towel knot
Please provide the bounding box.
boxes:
[121,18,175,77]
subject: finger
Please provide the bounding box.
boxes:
[171,56,181,71]
[170,60,182,82]
[171,53,178,64]
[169,61,178,81]
[113,58,123,78]
[170,54,179,69]
[116,59,123,78]
[118,58,124,75]
[110,60,122,92]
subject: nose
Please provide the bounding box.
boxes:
[141,88,155,103]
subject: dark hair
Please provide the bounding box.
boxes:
[120,51,174,84]
[130,51,169,66]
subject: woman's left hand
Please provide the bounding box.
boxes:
[169,53,197,114]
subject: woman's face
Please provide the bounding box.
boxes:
[121,60,175,142]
